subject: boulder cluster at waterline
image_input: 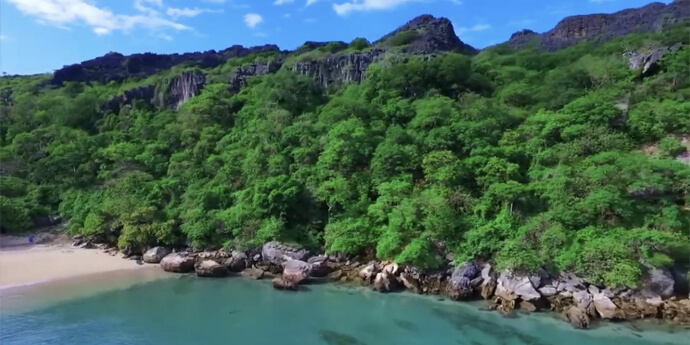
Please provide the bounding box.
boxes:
[90,240,690,330]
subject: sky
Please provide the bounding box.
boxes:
[0,0,674,75]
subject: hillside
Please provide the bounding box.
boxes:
[1,1,689,289]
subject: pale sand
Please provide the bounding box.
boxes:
[0,235,146,289]
[0,233,174,314]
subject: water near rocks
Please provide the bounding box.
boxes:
[0,276,688,345]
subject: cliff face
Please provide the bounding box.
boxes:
[52,44,281,85]
[57,1,690,112]
[508,0,690,50]
[103,71,206,113]
[290,49,386,89]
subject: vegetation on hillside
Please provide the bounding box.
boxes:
[1,24,689,287]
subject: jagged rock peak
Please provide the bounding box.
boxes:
[376,14,476,54]
[509,0,690,51]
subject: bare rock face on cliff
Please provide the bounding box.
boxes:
[51,44,282,85]
[508,0,690,51]
[103,71,206,113]
[375,14,476,54]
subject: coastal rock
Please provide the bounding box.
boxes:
[242,267,265,280]
[143,246,171,264]
[383,262,401,276]
[520,301,537,312]
[538,285,558,297]
[223,251,248,272]
[643,264,676,299]
[563,306,590,329]
[160,253,196,273]
[282,259,312,284]
[573,290,596,316]
[272,277,298,291]
[495,271,542,302]
[195,260,229,278]
[261,241,311,265]
[592,291,619,319]
[307,255,332,278]
[373,271,400,293]
[400,273,421,294]
[480,263,497,300]
[359,262,379,282]
[447,262,482,300]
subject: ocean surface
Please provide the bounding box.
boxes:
[0,273,688,345]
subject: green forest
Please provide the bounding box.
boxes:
[1,24,689,288]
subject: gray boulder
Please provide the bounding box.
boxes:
[563,306,590,329]
[359,261,378,282]
[143,246,171,264]
[373,271,400,293]
[447,262,482,300]
[261,241,311,265]
[223,251,248,272]
[160,253,196,273]
[282,259,312,284]
[307,255,331,278]
[195,260,229,278]
[644,264,675,298]
[495,271,542,302]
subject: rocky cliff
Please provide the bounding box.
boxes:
[508,0,690,50]
[55,1,690,112]
[52,44,282,85]
[103,71,207,113]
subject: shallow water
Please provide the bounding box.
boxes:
[0,276,688,345]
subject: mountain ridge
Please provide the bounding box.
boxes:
[43,0,689,86]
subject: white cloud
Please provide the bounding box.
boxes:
[456,23,491,35]
[450,0,462,4]
[244,13,263,28]
[306,0,318,6]
[202,0,226,3]
[6,0,190,36]
[332,0,420,15]
[134,0,162,16]
[274,0,294,4]
[0,35,8,40]
[283,13,291,18]
[166,7,222,19]
[159,33,173,41]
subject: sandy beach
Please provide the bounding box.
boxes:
[0,233,145,289]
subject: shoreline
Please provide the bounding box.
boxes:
[0,233,149,290]
[2,234,689,333]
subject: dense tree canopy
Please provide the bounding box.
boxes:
[1,25,689,287]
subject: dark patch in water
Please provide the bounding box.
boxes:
[437,298,446,302]
[431,307,550,345]
[393,319,418,332]
[319,330,368,345]
[631,333,642,338]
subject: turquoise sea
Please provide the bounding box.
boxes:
[0,271,688,345]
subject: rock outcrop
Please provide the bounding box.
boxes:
[375,14,476,54]
[102,71,206,113]
[143,246,171,264]
[508,0,690,51]
[290,50,385,89]
[51,45,282,85]
[195,260,229,277]
[261,241,312,265]
[223,251,248,272]
[160,253,195,273]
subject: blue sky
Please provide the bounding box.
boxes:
[0,0,672,75]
